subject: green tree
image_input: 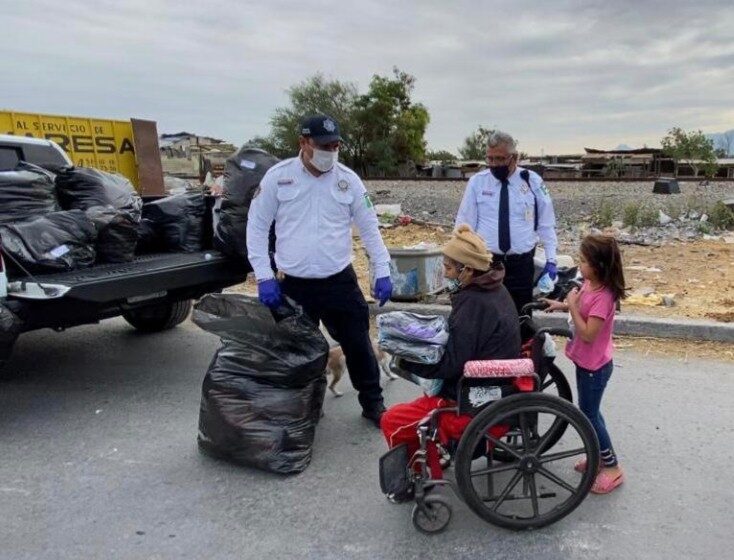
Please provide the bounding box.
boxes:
[661,127,718,178]
[353,68,430,175]
[458,126,495,160]
[251,73,359,161]
[254,69,429,176]
[426,149,457,163]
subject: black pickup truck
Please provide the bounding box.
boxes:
[0,134,249,378]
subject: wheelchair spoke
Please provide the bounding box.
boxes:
[541,378,556,391]
[527,473,540,517]
[538,447,587,464]
[537,466,578,495]
[491,470,523,512]
[484,434,524,460]
[470,462,521,478]
[519,412,532,452]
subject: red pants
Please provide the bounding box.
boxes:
[380,395,473,479]
[380,395,511,479]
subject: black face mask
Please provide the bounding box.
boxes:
[490,165,511,182]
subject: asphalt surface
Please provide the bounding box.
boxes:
[1,318,732,560]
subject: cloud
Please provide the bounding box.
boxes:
[2,0,733,154]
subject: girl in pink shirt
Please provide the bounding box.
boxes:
[543,234,626,494]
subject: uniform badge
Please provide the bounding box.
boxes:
[252,185,262,199]
[539,182,550,196]
[363,193,374,209]
[520,184,529,195]
[323,119,336,132]
[337,179,349,192]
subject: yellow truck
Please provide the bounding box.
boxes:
[0,110,164,195]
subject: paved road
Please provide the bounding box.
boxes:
[1,318,732,560]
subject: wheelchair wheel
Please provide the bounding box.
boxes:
[411,494,453,534]
[491,362,572,463]
[455,393,599,530]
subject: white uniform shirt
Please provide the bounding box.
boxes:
[246,157,391,281]
[455,167,558,261]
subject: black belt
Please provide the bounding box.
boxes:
[492,249,534,263]
[283,265,354,284]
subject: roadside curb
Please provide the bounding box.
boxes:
[368,302,734,343]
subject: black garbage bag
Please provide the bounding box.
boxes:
[193,294,328,474]
[140,193,205,253]
[55,166,143,218]
[85,206,139,263]
[54,167,142,263]
[0,210,96,274]
[214,147,280,262]
[0,162,60,226]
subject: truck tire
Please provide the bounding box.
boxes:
[123,300,192,333]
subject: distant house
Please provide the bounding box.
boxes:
[159,132,236,180]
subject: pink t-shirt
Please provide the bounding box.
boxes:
[565,281,616,371]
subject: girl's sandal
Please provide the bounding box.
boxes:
[591,470,624,494]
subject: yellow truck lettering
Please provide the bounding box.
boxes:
[1,111,142,186]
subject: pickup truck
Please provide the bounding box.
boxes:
[0,134,249,379]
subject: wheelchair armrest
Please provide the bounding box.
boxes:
[537,327,573,339]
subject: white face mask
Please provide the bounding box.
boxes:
[310,147,338,172]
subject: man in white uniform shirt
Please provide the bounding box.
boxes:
[246,115,393,426]
[455,131,558,313]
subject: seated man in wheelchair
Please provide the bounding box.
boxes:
[380,224,521,488]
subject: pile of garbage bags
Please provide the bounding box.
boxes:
[0,209,97,272]
[214,147,280,264]
[138,193,205,253]
[55,167,143,263]
[0,163,59,226]
[193,294,328,475]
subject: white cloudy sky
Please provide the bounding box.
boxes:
[3,0,733,154]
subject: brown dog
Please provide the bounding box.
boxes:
[326,340,398,397]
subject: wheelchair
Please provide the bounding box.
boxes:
[379,327,600,534]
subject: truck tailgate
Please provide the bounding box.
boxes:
[13,251,248,303]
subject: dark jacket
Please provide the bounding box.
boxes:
[404,264,521,401]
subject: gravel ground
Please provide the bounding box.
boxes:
[366,179,734,230]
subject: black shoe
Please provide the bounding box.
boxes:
[362,403,387,427]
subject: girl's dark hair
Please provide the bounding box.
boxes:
[580,234,627,301]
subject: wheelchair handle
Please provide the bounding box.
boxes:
[537,327,573,339]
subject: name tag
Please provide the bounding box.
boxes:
[277,178,294,186]
[481,190,493,196]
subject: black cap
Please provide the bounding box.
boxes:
[300,114,342,144]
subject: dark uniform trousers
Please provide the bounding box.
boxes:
[281,265,383,412]
[494,250,535,315]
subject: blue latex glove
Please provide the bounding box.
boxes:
[257,278,282,308]
[374,276,393,307]
[541,261,558,281]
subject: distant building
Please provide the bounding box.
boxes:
[159,132,236,180]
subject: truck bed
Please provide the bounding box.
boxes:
[14,251,249,303]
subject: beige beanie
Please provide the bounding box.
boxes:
[442,224,492,271]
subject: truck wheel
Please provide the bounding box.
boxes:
[122,300,192,333]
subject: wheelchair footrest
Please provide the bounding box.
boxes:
[379,444,411,496]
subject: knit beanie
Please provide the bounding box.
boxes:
[442,224,492,271]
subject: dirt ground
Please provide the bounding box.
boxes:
[352,224,733,323]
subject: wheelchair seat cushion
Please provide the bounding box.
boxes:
[464,358,535,378]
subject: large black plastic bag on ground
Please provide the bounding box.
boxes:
[0,210,96,273]
[193,294,328,474]
[140,193,205,253]
[54,167,142,263]
[214,147,280,262]
[0,162,60,226]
